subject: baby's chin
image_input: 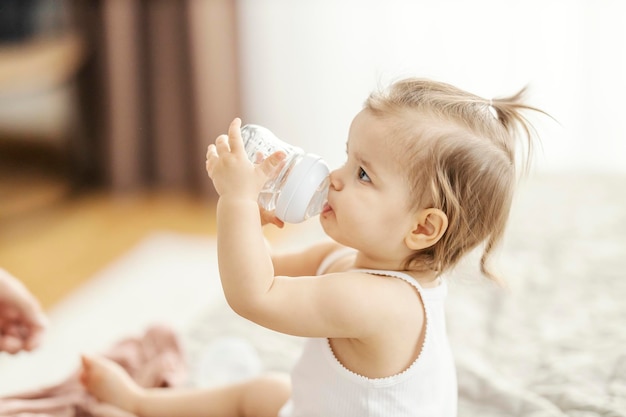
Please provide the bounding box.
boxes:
[318,216,335,236]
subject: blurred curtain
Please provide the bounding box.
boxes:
[73,0,241,197]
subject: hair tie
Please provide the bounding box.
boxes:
[487,98,498,119]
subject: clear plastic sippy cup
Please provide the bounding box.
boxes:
[240,124,329,223]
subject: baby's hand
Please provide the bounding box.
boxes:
[206,118,285,201]
[260,207,285,228]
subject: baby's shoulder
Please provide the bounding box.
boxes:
[318,246,357,275]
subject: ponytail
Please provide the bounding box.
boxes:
[490,87,551,175]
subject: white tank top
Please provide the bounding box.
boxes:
[278,249,458,417]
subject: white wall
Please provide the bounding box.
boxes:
[237,0,626,173]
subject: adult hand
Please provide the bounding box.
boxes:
[0,268,47,354]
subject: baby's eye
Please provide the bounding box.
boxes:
[358,167,371,182]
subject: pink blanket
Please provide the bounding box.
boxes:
[0,324,186,417]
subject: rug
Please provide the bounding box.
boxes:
[184,173,626,416]
[0,233,221,396]
[2,174,625,416]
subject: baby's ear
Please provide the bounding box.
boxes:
[405,208,448,250]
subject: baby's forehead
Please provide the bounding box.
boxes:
[350,109,409,142]
[349,110,425,163]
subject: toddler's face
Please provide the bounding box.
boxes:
[320,110,417,265]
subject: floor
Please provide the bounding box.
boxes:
[0,143,313,396]
[0,142,218,310]
[0,141,224,394]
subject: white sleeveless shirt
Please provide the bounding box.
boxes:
[278,250,458,417]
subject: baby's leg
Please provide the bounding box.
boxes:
[81,354,290,417]
[80,355,139,412]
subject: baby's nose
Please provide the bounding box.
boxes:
[329,169,343,191]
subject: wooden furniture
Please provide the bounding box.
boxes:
[0,31,85,149]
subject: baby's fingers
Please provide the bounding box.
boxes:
[214,134,230,155]
[206,143,216,159]
[258,151,286,179]
[227,118,243,153]
[205,144,218,177]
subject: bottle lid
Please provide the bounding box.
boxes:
[275,153,330,223]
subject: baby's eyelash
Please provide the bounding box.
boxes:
[358,167,371,182]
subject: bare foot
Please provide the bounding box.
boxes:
[81,354,142,413]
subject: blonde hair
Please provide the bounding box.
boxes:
[365,78,547,283]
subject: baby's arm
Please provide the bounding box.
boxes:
[270,240,342,277]
[206,118,283,309]
[259,205,342,277]
[207,119,390,341]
